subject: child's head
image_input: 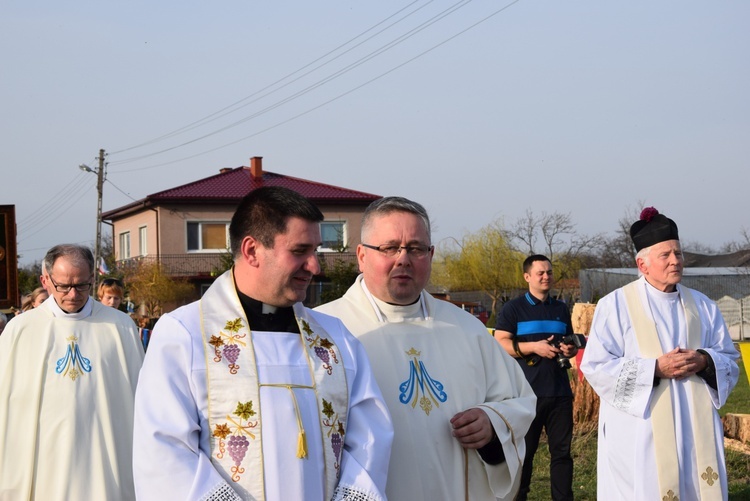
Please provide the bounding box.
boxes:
[22,287,49,311]
[98,278,124,309]
[137,316,150,329]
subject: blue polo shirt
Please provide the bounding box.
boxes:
[495,292,573,397]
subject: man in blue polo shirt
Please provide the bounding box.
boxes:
[494,254,577,501]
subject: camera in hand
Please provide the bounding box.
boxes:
[553,334,587,370]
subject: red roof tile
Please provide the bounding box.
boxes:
[150,167,379,203]
[103,164,380,220]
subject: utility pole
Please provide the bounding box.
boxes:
[80,148,106,291]
[94,148,105,291]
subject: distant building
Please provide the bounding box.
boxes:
[102,156,379,304]
[579,266,750,340]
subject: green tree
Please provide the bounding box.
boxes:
[17,261,43,296]
[123,260,194,317]
[211,249,234,277]
[432,221,526,318]
[99,233,118,277]
[320,257,359,304]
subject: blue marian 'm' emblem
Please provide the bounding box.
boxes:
[56,335,92,381]
[399,347,447,415]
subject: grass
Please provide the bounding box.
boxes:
[722,343,749,417]
[525,431,750,500]
[524,345,750,500]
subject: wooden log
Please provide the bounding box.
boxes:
[723,413,750,444]
[571,302,596,335]
[571,303,599,427]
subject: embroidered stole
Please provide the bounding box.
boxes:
[200,271,349,500]
[623,281,721,501]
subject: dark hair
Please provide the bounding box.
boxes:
[229,186,323,257]
[43,244,95,277]
[523,254,550,273]
[361,196,431,242]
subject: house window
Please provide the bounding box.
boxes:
[119,231,131,260]
[139,226,147,256]
[320,221,346,251]
[187,222,229,251]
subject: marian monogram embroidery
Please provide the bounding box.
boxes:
[208,318,248,374]
[55,335,92,381]
[213,401,259,482]
[303,319,340,375]
[399,347,447,415]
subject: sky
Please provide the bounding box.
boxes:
[3,1,749,266]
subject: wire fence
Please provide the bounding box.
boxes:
[580,268,750,341]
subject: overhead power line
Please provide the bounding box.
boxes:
[18,172,93,233]
[18,171,90,226]
[105,178,139,202]
[18,178,95,243]
[108,0,474,168]
[108,0,431,156]
[108,0,522,172]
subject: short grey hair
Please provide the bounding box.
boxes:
[635,246,651,266]
[43,244,95,277]
[361,196,431,242]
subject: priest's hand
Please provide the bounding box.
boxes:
[675,348,709,378]
[655,347,706,379]
[450,408,494,449]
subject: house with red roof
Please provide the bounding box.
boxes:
[102,156,380,302]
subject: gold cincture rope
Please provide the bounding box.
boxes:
[260,383,315,458]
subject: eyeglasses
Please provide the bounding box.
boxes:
[101,278,123,287]
[48,275,92,294]
[361,243,433,259]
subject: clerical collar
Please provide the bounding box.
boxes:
[643,277,680,299]
[48,296,93,319]
[360,278,429,323]
[236,289,299,333]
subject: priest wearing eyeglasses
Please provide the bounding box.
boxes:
[0,244,144,500]
[317,196,536,500]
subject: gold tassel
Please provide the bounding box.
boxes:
[297,429,308,459]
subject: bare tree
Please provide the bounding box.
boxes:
[719,227,750,253]
[508,209,538,255]
[507,210,605,270]
[539,212,575,260]
[597,202,647,268]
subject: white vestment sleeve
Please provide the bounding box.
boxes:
[582,288,740,418]
[689,289,740,407]
[580,293,659,418]
[133,312,239,501]
[475,334,537,499]
[328,319,393,501]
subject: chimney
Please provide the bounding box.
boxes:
[250,156,263,180]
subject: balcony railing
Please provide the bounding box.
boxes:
[117,254,227,278]
[117,252,358,279]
